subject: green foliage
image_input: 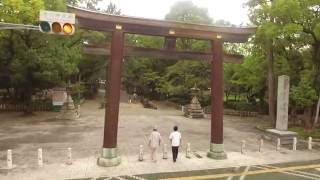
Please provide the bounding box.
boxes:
[290,78,318,109]
[289,127,320,139]
[122,57,164,99]
[224,101,268,113]
[122,0,213,104]
[247,0,320,112]
[159,61,210,96]
[127,35,164,49]
[0,0,82,112]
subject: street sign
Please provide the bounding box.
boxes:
[40,10,75,24]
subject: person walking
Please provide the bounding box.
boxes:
[148,126,161,162]
[169,126,182,162]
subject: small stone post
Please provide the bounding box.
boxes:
[308,137,312,150]
[181,106,184,113]
[276,138,281,151]
[259,139,264,152]
[293,137,297,151]
[67,147,72,165]
[241,140,246,154]
[138,145,143,161]
[38,148,43,167]
[7,149,13,169]
[163,144,168,159]
[186,143,191,158]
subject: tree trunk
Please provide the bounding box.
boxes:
[290,108,296,126]
[267,41,276,127]
[313,95,320,128]
[225,91,229,101]
[23,88,34,116]
[78,73,81,100]
[304,107,312,132]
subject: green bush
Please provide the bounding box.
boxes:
[224,100,268,113]
[168,96,190,105]
[289,127,320,139]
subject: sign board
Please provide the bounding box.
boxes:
[40,10,75,24]
[52,87,67,106]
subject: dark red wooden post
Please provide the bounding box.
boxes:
[207,40,227,159]
[98,28,124,167]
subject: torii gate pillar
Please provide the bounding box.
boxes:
[207,40,227,159]
[97,29,124,167]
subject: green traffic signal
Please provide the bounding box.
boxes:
[39,21,50,32]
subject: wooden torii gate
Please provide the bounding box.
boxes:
[68,6,256,167]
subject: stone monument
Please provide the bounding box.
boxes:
[266,75,297,144]
[184,85,205,118]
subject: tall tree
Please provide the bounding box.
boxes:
[247,0,277,126]
[159,1,212,104]
[0,0,81,114]
[247,0,320,128]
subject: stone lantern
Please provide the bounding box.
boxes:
[185,84,204,118]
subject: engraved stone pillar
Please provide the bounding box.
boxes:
[266,75,297,145]
[276,75,290,131]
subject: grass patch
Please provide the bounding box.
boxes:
[256,125,273,131]
[289,127,320,140]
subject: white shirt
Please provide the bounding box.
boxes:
[149,131,161,148]
[169,131,181,147]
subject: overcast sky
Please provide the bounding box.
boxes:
[98,0,250,25]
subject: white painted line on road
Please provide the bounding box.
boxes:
[114,176,127,180]
[239,166,251,180]
[260,164,320,179]
[130,175,147,180]
[163,164,320,180]
[257,165,318,180]
[227,166,241,180]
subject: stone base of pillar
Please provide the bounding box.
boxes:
[97,148,121,167]
[266,129,297,145]
[207,143,227,160]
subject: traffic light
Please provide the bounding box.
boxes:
[39,10,75,35]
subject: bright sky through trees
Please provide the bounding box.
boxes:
[98,0,250,25]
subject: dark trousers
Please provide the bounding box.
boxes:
[172,146,179,161]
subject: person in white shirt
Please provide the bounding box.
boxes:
[148,126,162,162]
[169,126,181,162]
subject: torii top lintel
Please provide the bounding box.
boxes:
[67,6,256,43]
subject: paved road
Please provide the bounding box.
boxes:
[73,160,320,180]
[140,160,320,180]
